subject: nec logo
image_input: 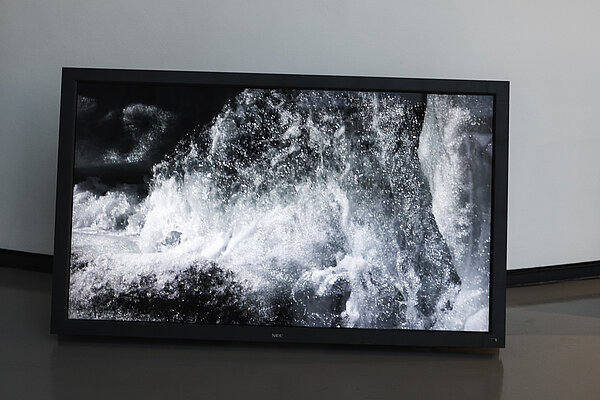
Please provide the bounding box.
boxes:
[271,333,283,338]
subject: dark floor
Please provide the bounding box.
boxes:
[1,266,598,400]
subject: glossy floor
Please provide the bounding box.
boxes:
[1,266,598,400]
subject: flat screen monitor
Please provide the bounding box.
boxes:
[52,68,508,347]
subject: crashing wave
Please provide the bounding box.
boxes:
[69,89,492,331]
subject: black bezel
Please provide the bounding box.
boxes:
[51,68,509,348]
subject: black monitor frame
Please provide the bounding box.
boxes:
[51,68,508,348]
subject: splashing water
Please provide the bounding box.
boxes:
[69,89,492,331]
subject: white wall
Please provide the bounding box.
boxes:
[1,0,598,269]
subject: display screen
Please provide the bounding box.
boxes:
[66,82,494,333]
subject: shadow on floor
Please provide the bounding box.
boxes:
[50,336,504,400]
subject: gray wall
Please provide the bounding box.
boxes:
[1,0,599,270]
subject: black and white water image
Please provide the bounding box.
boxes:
[68,83,493,331]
